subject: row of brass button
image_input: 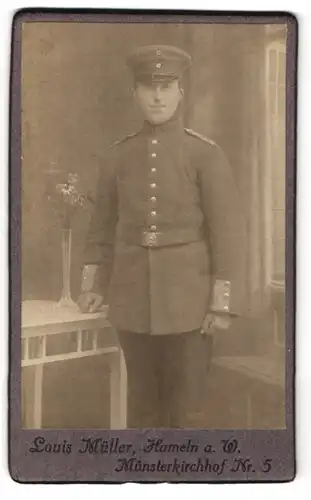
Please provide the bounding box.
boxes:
[149,137,158,232]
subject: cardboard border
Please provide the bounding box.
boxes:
[9,9,297,483]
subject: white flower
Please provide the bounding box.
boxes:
[68,173,79,185]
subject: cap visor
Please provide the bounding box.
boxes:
[136,73,179,83]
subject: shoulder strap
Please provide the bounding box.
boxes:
[184,127,216,147]
[110,131,139,148]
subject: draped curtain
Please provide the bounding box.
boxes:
[184,24,271,318]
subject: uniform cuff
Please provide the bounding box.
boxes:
[81,264,101,293]
[210,279,231,314]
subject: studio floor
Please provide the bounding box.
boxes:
[22,349,285,430]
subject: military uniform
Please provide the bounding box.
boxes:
[81,45,246,428]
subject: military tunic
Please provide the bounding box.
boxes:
[83,116,246,335]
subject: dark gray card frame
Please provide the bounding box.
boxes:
[9,8,297,483]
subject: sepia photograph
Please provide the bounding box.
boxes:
[19,17,289,433]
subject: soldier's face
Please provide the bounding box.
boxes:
[134,79,183,125]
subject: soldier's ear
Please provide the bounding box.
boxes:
[177,80,184,98]
[132,87,139,106]
[132,81,141,100]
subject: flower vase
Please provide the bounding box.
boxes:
[58,227,76,308]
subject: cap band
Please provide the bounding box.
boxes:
[127,44,191,82]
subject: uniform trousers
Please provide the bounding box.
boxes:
[117,329,213,428]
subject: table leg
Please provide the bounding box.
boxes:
[110,349,127,429]
[33,363,43,428]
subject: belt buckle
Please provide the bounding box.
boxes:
[142,231,158,247]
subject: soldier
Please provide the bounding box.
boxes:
[78,45,247,428]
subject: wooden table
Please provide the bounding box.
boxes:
[21,300,127,429]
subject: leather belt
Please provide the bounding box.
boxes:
[119,227,205,248]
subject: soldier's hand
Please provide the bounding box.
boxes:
[77,292,104,313]
[202,313,232,332]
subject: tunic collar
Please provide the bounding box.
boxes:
[140,114,184,139]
